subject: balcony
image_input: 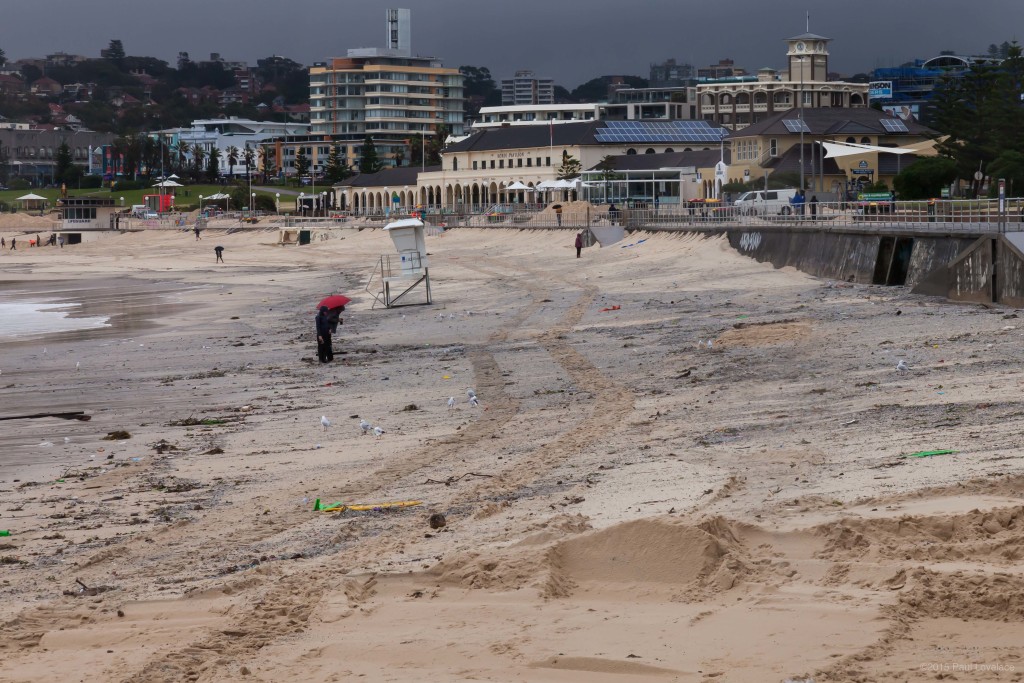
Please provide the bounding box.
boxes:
[753,103,769,112]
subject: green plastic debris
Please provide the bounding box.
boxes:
[902,449,958,459]
[0,530,10,537]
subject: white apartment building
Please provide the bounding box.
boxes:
[500,70,555,106]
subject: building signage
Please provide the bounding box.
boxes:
[868,81,892,100]
[496,151,526,159]
[852,169,873,175]
[858,160,869,168]
[882,104,919,121]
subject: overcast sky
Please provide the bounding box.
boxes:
[2,0,1021,86]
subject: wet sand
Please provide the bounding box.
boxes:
[1,226,1024,682]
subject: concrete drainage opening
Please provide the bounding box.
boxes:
[873,236,914,286]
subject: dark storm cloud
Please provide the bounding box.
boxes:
[2,0,1021,87]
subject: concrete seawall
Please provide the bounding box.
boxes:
[724,227,1024,306]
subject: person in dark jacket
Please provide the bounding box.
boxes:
[575,232,583,258]
[315,305,335,363]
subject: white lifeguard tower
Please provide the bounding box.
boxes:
[368,217,434,308]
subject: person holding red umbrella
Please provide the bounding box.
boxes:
[316,306,335,363]
[315,295,350,364]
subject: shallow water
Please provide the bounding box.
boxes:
[0,302,110,340]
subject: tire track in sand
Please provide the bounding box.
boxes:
[112,253,634,683]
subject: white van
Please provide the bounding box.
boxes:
[734,188,799,215]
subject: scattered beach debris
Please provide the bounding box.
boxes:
[424,472,492,486]
[428,513,447,529]
[313,499,422,513]
[901,449,957,459]
[102,430,131,440]
[63,578,117,597]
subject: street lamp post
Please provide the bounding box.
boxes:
[797,56,806,194]
[199,195,204,217]
[119,196,125,207]
[251,192,256,221]
[275,192,280,215]
[299,192,305,217]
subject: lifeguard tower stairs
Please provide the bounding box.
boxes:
[366,218,433,308]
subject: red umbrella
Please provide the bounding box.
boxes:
[318,295,351,310]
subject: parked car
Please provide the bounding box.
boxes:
[734,188,799,215]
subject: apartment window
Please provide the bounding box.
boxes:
[473,160,478,170]
[536,157,541,166]
[545,157,551,166]
[526,158,532,167]
[453,158,458,171]
[769,139,778,156]
[517,158,523,167]
[490,160,495,169]
[499,160,504,168]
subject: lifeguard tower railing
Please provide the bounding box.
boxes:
[366,251,432,309]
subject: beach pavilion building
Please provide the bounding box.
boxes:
[724,107,937,196]
[698,33,869,131]
[335,119,729,213]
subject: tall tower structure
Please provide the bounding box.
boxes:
[386,8,412,56]
[786,33,830,82]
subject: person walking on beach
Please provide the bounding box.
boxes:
[194,227,201,240]
[58,236,64,248]
[9,237,15,250]
[555,205,563,226]
[214,245,224,263]
[315,305,335,364]
[809,195,819,220]
[575,232,583,259]
[1,237,5,248]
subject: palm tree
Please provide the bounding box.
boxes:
[191,146,206,182]
[242,147,256,182]
[225,146,239,180]
[172,141,190,175]
[260,146,275,182]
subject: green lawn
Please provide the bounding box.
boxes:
[0,183,294,212]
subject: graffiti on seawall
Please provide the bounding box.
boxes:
[738,232,762,252]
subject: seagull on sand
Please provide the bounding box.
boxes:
[320,416,331,432]
[76,361,80,371]
[373,426,385,439]
[447,396,456,412]
[896,360,910,375]
[359,419,372,435]
[469,395,480,408]
[466,388,476,400]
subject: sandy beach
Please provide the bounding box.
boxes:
[1,223,1024,682]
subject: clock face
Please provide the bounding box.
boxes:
[796,41,806,52]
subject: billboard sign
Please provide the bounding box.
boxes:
[868,81,893,100]
[882,104,919,121]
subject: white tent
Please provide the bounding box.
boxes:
[822,141,921,159]
[205,193,231,200]
[153,180,184,188]
[16,193,46,201]
[506,181,530,190]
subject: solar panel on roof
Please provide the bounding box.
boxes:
[880,118,909,133]
[594,119,727,144]
[783,119,811,133]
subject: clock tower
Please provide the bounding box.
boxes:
[786,33,830,82]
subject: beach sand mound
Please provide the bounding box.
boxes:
[816,506,1024,564]
[430,516,750,599]
[716,319,811,348]
[898,568,1024,621]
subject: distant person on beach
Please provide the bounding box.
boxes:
[214,245,224,263]
[9,237,15,250]
[575,232,583,258]
[194,227,201,240]
[1,237,5,248]
[556,205,563,226]
[58,236,64,248]
[608,203,618,225]
[315,305,334,364]
[809,195,819,219]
